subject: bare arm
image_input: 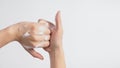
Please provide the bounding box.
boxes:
[44,11,66,68]
[0,24,20,47]
[49,45,66,68]
[0,25,15,48]
[0,22,50,60]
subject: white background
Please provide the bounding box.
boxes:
[0,0,120,68]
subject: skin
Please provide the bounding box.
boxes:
[0,21,50,60]
[0,11,66,68]
[45,11,66,68]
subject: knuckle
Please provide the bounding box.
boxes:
[31,35,38,41]
[45,41,49,47]
[31,42,37,48]
[31,23,37,29]
[45,28,50,34]
[44,35,50,41]
[31,35,43,41]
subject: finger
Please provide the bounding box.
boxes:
[38,19,47,23]
[27,35,50,42]
[25,48,44,60]
[47,21,55,32]
[38,19,42,22]
[23,40,49,49]
[43,47,51,52]
[35,41,49,48]
[38,19,49,27]
[55,11,62,30]
[44,35,50,41]
[38,20,50,35]
[38,26,50,35]
[29,27,50,35]
[38,19,55,32]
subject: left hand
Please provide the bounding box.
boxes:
[15,21,51,60]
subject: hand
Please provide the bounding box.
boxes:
[44,11,63,53]
[16,21,51,60]
[43,11,66,68]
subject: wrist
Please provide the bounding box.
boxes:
[0,26,17,47]
[8,22,32,41]
[4,25,19,41]
[49,45,63,55]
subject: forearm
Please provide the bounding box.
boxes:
[0,22,31,48]
[0,26,17,48]
[49,45,66,68]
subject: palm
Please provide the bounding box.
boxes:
[44,11,63,52]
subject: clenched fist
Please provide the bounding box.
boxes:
[14,20,53,60]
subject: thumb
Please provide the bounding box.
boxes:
[55,11,62,30]
[25,48,44,60]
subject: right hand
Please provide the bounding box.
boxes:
[43,11,63,53]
